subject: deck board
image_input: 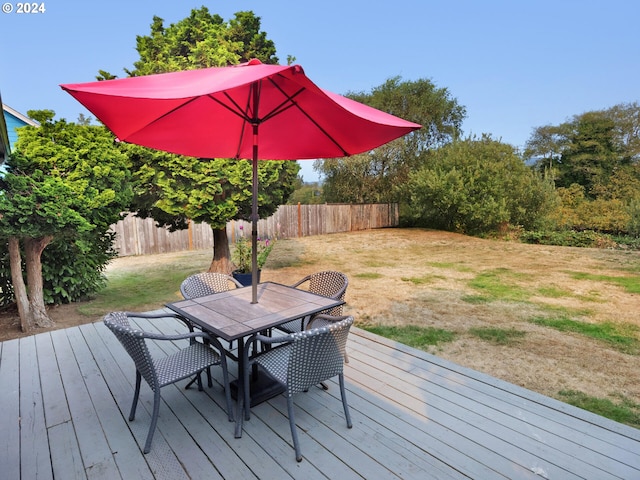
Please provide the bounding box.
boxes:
[347,336,631,479]
[1,317,638,479]
[0,339,21,480]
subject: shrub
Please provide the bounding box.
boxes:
[403,136,558,235]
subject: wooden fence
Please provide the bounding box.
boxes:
[110,203,399,256]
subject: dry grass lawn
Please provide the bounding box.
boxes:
[2,228,639,407]
[263,229,640,405]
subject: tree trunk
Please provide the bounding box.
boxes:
[8,236,34,332]
[24,236,55,328]
[208,227,234,274]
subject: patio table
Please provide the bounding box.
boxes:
[166,281,344,437]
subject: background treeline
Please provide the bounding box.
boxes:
[313,94,640,248]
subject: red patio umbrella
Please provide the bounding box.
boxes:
[61,59,421,302]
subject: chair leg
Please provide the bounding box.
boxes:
[185,371,210,390]
[196,371,203,391]
[129,371,142,421]
[243,361,251,421]
[185,376,197,390]
[286,396,303,462]
[219,357,234,422]
[143,390,162,454]
[339,374,352,429]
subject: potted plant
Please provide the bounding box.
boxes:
[231,231,275,286]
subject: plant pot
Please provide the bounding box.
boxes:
[232,270,260,287]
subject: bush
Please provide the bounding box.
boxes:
[403,136,558,235]
[520,230,627,249]
[0,230,117,306]
[41,232,117,304]
[552,185,631,234]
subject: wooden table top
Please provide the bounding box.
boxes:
[166,282,344,342]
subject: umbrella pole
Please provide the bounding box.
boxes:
[251,125,259,304]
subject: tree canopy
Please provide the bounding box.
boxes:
[403,135,557,234]
[102,7,299,272]
[317,77,466,203]
[525,103,640,235]
[0,110,132,329]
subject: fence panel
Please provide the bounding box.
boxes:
[110,203,398,256]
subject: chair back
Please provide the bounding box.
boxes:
[297,271,348,316]
[287,316,353,395]
[180,272,242,299]
[103,312,159,390]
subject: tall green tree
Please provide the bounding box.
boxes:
[403,136,558,234]
[525,104,640,235]
[0,111,132,330]
[102,7,299,273]
[317,77,466,203]
[556,112,624,196]
[526,104,640,197]
[523,123,571,180]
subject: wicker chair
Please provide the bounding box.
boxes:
[180,272,243,298]
[180,272,244,356]
[103,311,234,454]
[277,271,348,334]
[242,315,354,462]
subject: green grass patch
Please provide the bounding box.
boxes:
[363,324,456,350]
[530,316,640,355]
[461,294,492,304]
[427,262,474,272]
[536,286,570,298]
[354,272,383,280]
[568,271,640,294]
[557,390,640,428]
[78,264,199,316]
[536,285,604,303]
[535,303,594,317]
[469,327,527,345]
[401,275,443,285]
[467,269,530,302]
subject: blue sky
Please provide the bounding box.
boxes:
[1,1,638,182]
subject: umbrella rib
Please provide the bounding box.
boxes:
[124,97,201,139]
[207,93,253,122]
[259,85,304,123]
[206,90,256,159]
[206,79,349,159]
[267,77,350,157]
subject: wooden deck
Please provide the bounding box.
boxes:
[1,315,639,479]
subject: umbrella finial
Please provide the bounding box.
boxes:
[247,58,262,66]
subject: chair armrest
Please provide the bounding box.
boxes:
[242,331,295,362]
[124,311,227,352]
[139,329,227,353]
[307,313,350,330]
[125,311,194,331]
[136,329,209,342]
[290,275,311,289]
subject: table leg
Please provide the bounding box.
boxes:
[234,337,245,438]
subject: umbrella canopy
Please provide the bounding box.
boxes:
[61,59,421,302]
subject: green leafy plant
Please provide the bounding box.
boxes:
[231,229,275,273]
